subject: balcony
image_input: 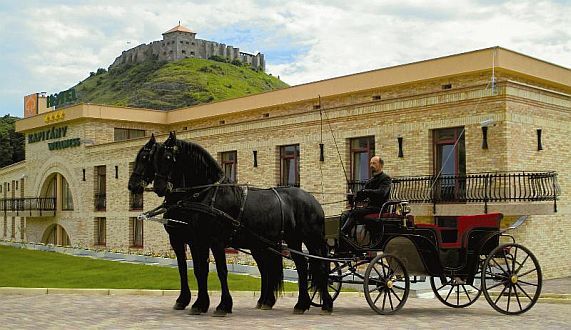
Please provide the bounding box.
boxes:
[349,171,560,216]
[0,197,56,217]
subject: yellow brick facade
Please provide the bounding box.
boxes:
[1,47,570,278]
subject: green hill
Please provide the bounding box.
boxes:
[74,58,289,110]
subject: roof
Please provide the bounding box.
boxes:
[163,24,195,35]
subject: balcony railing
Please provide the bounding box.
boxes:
[0,197,56,216]
[349,171,560,212]
[94,193,106,211]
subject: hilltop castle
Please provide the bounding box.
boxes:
[109,24,265,71]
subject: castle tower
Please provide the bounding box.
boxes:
[160,24,198,62]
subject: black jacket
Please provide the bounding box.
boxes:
[357,171,392,208]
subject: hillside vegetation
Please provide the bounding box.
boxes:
[0,115,24,168]
[74,58,289,110]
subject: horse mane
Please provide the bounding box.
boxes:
[174,138,224,184]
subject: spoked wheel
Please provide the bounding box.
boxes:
[430,258,484,308]
[482,243,542,315]
[309,261,342,307]
[363,254,410,314]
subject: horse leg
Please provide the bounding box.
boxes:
[251,249,270,309]
[290,241,311,314]
[169,235,191,310]
[212,241,233,317]
[306,241,333,314]
[189,242,210,315]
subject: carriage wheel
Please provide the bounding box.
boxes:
[482,243,542,315]
[309,261,342,307]
[363,254,410,315]
[430,257,483,308]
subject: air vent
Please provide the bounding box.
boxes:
[313,105,321,110]
[372,95,381,100]
[263,113,270,118]
[219,120,226,125]
[442,83,452,90]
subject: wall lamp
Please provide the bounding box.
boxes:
[537,129,543,151]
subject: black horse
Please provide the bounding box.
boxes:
[127,135,233,316]
[152,132,333,314]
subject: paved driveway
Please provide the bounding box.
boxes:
[1,293,570,329]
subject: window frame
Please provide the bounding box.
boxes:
[279,144,300,187]
[348,136,375,192]
[94,217,106,246]
[220,151,238,183]
[130,217,144,248]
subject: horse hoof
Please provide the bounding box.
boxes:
[212,310,228,317]
[260,304,273,310]
[255,302,262,309]
[293,308,306,315]
[173,302,187,310]
[189,306,207,315]
[320,309,333,315]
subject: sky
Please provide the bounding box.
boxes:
[0,0,569,118]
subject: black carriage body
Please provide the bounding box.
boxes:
[329,201,503,280]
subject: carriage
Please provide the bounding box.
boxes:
[306,199,542,315]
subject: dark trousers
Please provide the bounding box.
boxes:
[340,206,381,233]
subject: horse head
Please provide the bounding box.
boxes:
[128,134,159,194]
[153,131,179,197]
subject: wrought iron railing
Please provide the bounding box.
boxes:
[0,197,56,216]
[349,171,560,212]
[94,193,106,211]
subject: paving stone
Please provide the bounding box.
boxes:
[1,293,570,329]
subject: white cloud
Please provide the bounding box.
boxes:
[0,0,569,116]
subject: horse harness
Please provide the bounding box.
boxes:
[143,178,288,250]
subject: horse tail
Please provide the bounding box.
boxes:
[270,253,284,297]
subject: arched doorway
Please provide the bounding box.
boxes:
[42,224,71,246]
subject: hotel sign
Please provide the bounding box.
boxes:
[47,88,77,108]
[27,125,81,151]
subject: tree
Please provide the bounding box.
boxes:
[0,115,24,167]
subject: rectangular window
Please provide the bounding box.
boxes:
[128,162,144,211]
[94,217,106,246]
[130,217,144,248]
[3,217,7,237]
[433,127,466,202]
[220,151,237,183]
[20,218,25,240]
[94,166,106,211]
[15,181,18,190]
[348,136,375,192]
[11,217,15,239]
[113,128,145,142]
[280,144,300,187]
[62,178,74,210]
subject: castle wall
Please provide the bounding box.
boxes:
[109,30,265,71]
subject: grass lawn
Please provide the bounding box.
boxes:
[0,245,298,291]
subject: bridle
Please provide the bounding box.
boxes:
[132,144,157,186]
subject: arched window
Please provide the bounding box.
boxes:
[42,224,71,246]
